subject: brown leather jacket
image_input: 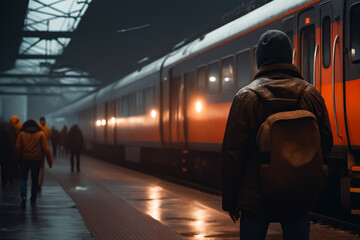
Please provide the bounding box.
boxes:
[221,63,333,213]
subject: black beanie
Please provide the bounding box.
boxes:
[256,30,292,69]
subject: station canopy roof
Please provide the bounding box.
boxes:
[0,0,270,108]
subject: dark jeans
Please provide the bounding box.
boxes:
[70,151,80,171]
[20,160,41,201]
[240,211,310,240]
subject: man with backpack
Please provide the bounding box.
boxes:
[221,30,333,239]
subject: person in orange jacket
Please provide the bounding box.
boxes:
[15,119,53,208]
[9,115,22,134]
[38,116,52,193]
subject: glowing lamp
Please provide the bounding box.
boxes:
[151,110,157,118]
[305,17,310,24]
[96,120,101,126]
[209,76,216,82]
[101,119,106,126]
[110,117,116,124]
[224,77,230,82]
[195,101,202,113]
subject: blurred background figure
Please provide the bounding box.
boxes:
[67,125,84,172]
[51,127,60,158]
[0,121,17,187]
[59,125,68,157]
[9,115,22,134]
[15,120,53,208]
[38,117,52,193]
[39,117,51,140]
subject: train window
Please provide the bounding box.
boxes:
[184,72,194,99]
[136,91,143,115]
[144,87,154,113]
[351,3,360,62]
[253,47,258,77]
[122,97,129,117]
[286,31,293,48]
[196,66,207,94]
[129,94,137,116]
[322,16,331,68]
[208,62,220,94]
[116,98,121,117]
[221,56,235,92]
[301,25,315,83]
[236,49,251,89]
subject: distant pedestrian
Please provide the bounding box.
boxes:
[221,30,333,239]
[15,120,53,208]
[51,127,60,158]
[38,116,52,193]
[9,115,22,134]
[59,126,68,157]
[39,116,51,140]
[67,125,84,172]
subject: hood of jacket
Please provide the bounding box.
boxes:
[21,120,42,134]
[249,63,309,112]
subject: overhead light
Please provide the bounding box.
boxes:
[117,24,151,33]
[137,57,149,64]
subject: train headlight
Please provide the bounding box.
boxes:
[96,120,101,126]
[151,110,157,118]
[101,119,106,126]
[209,76,216,82]
[195,101,202,113]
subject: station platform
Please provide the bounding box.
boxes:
[1,155,359,240]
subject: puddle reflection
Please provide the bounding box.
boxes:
[192,209,207,238]
[146,186,162,221]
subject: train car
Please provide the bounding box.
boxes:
[49,0,360,218]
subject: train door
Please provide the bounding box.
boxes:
[298,8,318,86]
[344,0,360,152]
[169,68,186,147]
[184,71,195,150]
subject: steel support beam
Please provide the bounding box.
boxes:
[0,74,93,78]
[17,54,60,59]
[0,83,100,87]
[22,31,73,39]
[0,92,62,96]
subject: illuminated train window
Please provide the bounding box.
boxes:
[322,16,331,68]
[236,49,251,89]
[351,3,360,62]
[208,61,220,94]
[221,56,234,92]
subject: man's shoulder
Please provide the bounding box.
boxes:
[235,84,258,99]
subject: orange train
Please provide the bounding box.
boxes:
[50,0,360,216]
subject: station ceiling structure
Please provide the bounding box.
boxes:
[0,0,270,119]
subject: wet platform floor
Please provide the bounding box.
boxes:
[1,155,359,239]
